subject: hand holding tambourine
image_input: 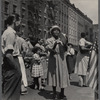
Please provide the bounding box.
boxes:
[59,33,67,45]
[56,39,63,45]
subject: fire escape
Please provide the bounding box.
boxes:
[28,0,41,39]
[45,0,59,38]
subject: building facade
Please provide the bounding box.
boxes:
[2,0,20,32]
[28,0,55,40]
[49,0,70,35]
[93,24,98,42]
[68,4,78,46]
[68,3,93,46]
[50,0,93,46]
[56,0,69,35]
[20,0,28,36]
[2,0,93,45]
[2,0,28,36]
[77,8,93,42]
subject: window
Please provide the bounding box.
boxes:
[21,25,25,33]
[22,0,25,3]
[5,1,9,14]
[38,28,42,34]
[39,15,41,22]
[22,8,25,18]
[62,4,63,12]
[62,25,63,31]
[64,26,66,33]
[62,14,63,23]
[22,12,25,18]
[44,16,47,24]
[13,5,17,13]
[59,24,60,27]
[44,29,47,36]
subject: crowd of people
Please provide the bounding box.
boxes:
[1,15,93,100]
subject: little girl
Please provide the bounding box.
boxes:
[31,47,43,90]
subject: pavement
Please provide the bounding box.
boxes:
[20,74,95,100]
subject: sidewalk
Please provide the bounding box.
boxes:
[20,74,94,100]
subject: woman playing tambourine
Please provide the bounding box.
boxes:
[46,25,69,99]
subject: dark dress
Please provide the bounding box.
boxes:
[66,48,75,74]
[66,55,75,74]
[2,54,22,100]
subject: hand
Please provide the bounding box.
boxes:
[87,67,90,72]
[52,49,57,53]
[56,40,62,44]
[68,46,71,51]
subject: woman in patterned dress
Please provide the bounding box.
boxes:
[74,32,92,87]
[46,25,70,99]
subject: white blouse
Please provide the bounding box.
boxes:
[79,38,92,47]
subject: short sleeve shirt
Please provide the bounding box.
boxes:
[79,38,86,46]
[79,38,92,47]
[2,26,19,56]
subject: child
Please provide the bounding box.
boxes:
[31,47,43,90]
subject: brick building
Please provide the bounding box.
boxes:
[1,0,28,36]
[48,0,93,46]
[93,24,98,42]
[77,8,93,42]
[68,4,78,45]
[27,0,59,40]
[56,0,69,35]
[2,0,93,46]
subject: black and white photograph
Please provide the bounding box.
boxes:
[1,0,98,100]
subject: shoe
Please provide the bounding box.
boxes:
[59,93,66,99]
[39,87,45,91]
[79,80,83,87]
[36,86,39,90]
[83,85,88,87]
[52,93,57,99]
[30,84,35,89]
[21,91,28,95]
[69,75,72,80]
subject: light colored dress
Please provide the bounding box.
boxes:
[17,36,28,87]
[46,37,70,88]
[74,38,91,75]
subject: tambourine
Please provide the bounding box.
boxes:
[59,33,67,44]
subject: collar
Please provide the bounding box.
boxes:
[51,36,60,41]
[7,26,16,34]
[81,38,85,40]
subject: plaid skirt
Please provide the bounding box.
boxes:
[31,64,43,77]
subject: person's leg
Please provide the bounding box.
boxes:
[78,75,83,87]
[33,77,37,89]
[59,88,66,99]
[83,75,87,86]
[3,56,22,100]
[38,77,42,90]
[69,73,72,80]
[52,86,57,99]
[21,81,28,95]
[3,70,21,100]
[53,86,56,94]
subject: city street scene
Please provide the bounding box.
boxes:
[1,0,98,100]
